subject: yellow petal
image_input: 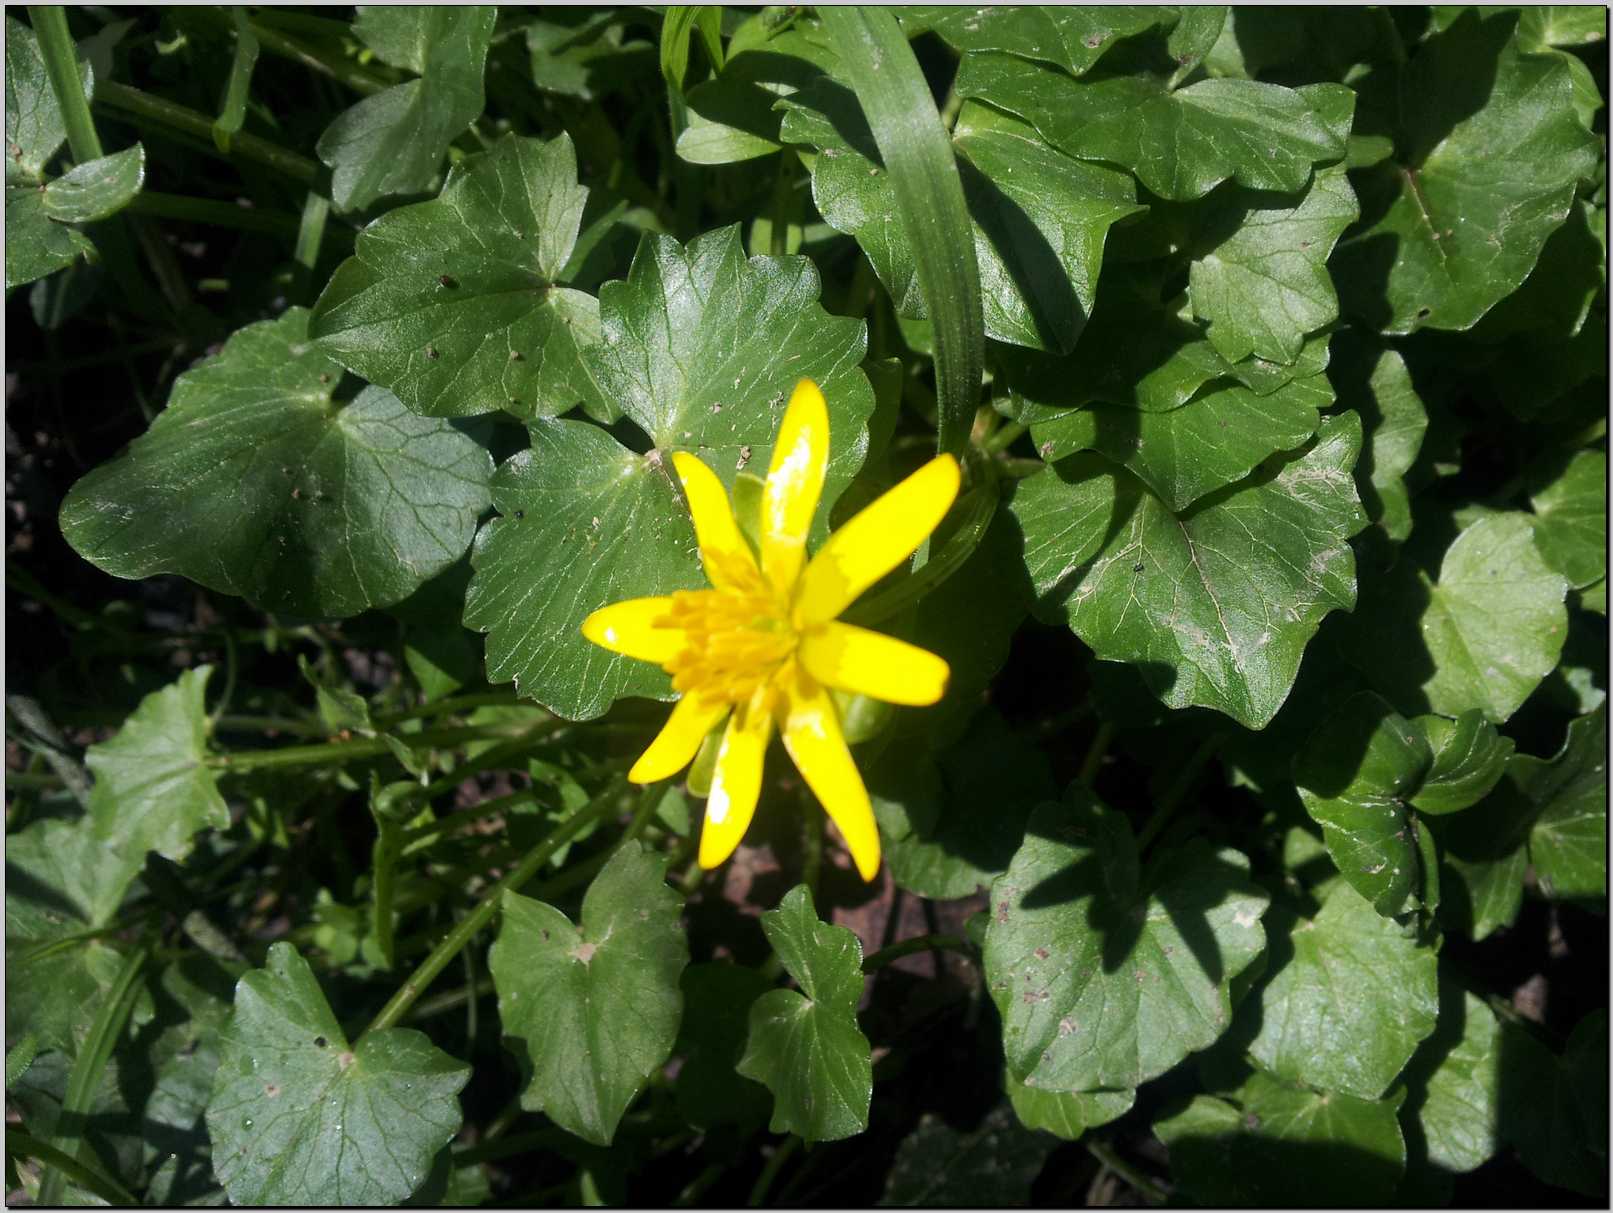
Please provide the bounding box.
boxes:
[794,454,961,626]
[780,667,880,882]
[672,451,759,589]
[798,621,950,706]
[698,689,774,868]
[629,694,729,784]
[580,596,684,663]
[761,378,829,595]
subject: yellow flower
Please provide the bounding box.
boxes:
[580,378,960,881]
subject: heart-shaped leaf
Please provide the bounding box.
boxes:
[1529,449,1607,590]
[1410,710,1515,815]
[1009,411,1367,728]
[1293,691,1431,918]
[316,7,497,212]
[902,6,1175,77]
[736,885,872,1142]
[985,790,1269,1093]
[955,52,1346,201]
[61,309,493,619]
[488,843,688,1146]
[1249,882,1438,1099]
[310,133,608,420]
[87,666,228,865]
[205,943,470,1205]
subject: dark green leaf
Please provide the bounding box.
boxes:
[873,707,1055,900]
[1155,1068,1406,1204]
[488,843,689,1146]
[41,142,143,222]
[4,14,90,184]
[902,6,1174,77]
[61,309,493,618]
[5,817,130,1052]
[317,7,497,212]
[4,183,95,289]
[1294,691,1431,917]
[1341,511,1569,724]
[1334,11,1600,334]
[881,1102,1056,1206]
[736,885,871,1142]
[1501,1016,1605,1196]
[1331,334,1428,549]
[1402,984,1501,1174]
[1530,449,1607,590]
[205,943,470,1205]
[1410,710,1515,815]
[1521,705,1608,902]
[673,962,772,1130]
[86,665,227,866]
[1250,882,1438,1099]
[1007,1081,1133,1140]
[310,133,606,420]
[1009,412,1367,728]
[985,791,1269,1092]
[1189,164,1358,365]
[955,52,1346,201]
[782,88,1141,353]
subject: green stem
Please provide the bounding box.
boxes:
[293,189,330,301]
[862,933,969,973]
[37,945,149,1205]
[207,720,548,775]
[374,689,529,726]
[1085,1139,1167,1206]
[1137,734,1221,853]
[215,713,328,737]
[398,788,542,853]
[96,81,321,183]
[361,775,628,1038]
[29,7,103,162]
[125,190,302,238]
[1079,721,1114,789]
[747,1136,801,1207]
[982,419,1028,455]
[8,1129,138,1207]
[674,1161,727,1207]
[408,977,496,1022]
[371,814,402,971]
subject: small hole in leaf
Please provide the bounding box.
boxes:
[314,1036,328,1048]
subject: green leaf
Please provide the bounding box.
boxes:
[1473,197,1606,343]
[1441,844,1527,941]
[1501,1015,1605,1196]
[1341,511,1569,724]
[818,6,982,453]
[61,308,493,619]
[881,1101,1056,1206]
[1155,1069,1406,1205]
[1023,374,1328,513]
[872,707,1055,900]
[673,962,772,1131]
[316,7,497,213]
[4,14,90,185]
[781,87,1141,353]
[586,225,874,478]
[4,183,95,289]
[1293,692,1431,917]
[1530,449,1607,590]
[1007,1080,1133,1140]
[525,12,654,101]
[205,942,467,1205]
[902,6,1174,77]
[1335,11,1600,334]
[1330,334,1428,549]
[41,142,143,222]
[736,885,871,1142]
[1188,164,1357,365]
[1402,984,1501,1174]
[676,36,828,164]
[1518,5,1609,47]
[985,790,1269,1092]
[955,52,1346,201]
[309,133,606,420]
[463,419,704,719]
[1249,881,1438,1099]
[1009,412,1367,728]
[4,816,131,1052]
[488,843,689,1146]
[1410,710,1515,815]
[1521,705,1608,902]
[85,666,227,865]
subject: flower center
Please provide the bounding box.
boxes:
[658,573,797,708]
